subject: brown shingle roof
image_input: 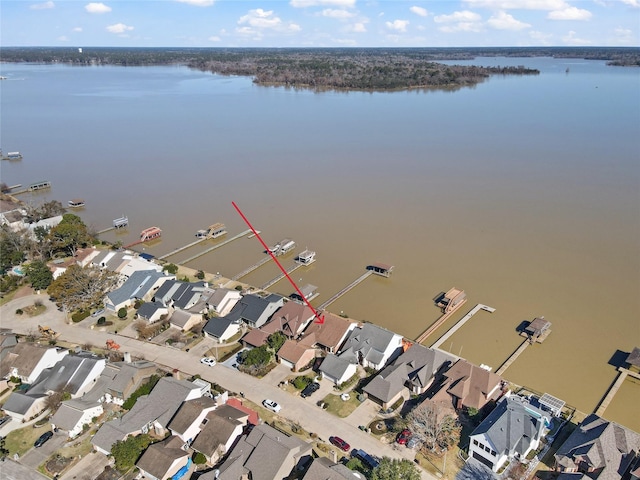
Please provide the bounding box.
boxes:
[261,302,315,337]
[277,340,315,364]
[300,311,352,351]
[443,359,503,410]
[241,329,270,348]
[167,396,216,436]
[8,343,54,378]
[136,436,189,480]
[191,411,243,458]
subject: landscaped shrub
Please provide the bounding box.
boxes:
[97,317,106,325]
[192,452,207,465]
[71,309,90,323]
[195,270,205,280]
[293,376,313,390]
[15,309,23,315]
[133,299,144,309]
[117,307,127,319]
[122,375,160,410]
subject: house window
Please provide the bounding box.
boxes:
[201,418,209,426]
[484,445,491,453]
[473,440,479,446]
[490,450,497,456]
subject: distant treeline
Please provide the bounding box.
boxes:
[2,47,638,91]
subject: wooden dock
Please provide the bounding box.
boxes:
[158,238,207,260]
[232,255,272,281]
[431,304,495,348]
[178,229,251,265]
[318,271,373,310]
[260,263,304,290]
[496,339,530,375]
[594,367,640,416]
[97,226,115,234]
[415,298,468,344]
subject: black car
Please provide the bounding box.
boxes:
[301,382,320,398]
[34,431,53,448]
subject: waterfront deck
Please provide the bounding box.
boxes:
[495,339,530,376]
[431,303,495,349]
[179,229,252,265]
[594,367,640,416]
[158,238,207,260]
[11,180,52,195]
[318,270,373,310]
[231,255,272,281]
[415,293,468,344]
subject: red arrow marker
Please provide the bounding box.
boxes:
[232,201,325,325]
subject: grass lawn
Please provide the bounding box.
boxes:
[5,423,52,457]
[321,393,362,418]
[206,342,243,362]
[415,448,464,480]
[22,303,47,317]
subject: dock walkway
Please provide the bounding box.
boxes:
[496,339,530,375]
[158,238,207,260]
[179,229,251,265]
[414,298,468,344]
[232,255,272,281]
[431,304,495,348]
[318,271,372,310]
[260,263,304,290]
[594,367,640,416]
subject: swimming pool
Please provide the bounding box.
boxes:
[11,266,24,276]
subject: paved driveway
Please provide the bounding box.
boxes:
[19,431,67,469]
[1,294,435,480]
[0,459,50,480]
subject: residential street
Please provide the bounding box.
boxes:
[1,293,437,479]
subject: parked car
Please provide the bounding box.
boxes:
[0,416,11,428]
[262,399,282,413]
[301,382,320,398]
[329,436,350,452]
[352,449,380,469]
[34,431,53,448]
[396,428,412,445]
[406,436,423,449]
[91,309,105,318]
[200,357,217,367]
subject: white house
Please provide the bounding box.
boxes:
[469,395,550,472]
[51,399,103,439]
[136,436,191,480]
[168,397,218,443]
[203,288,242,317]
[319,354,358,385]
[338,323,404,370]
[4,344,69,384]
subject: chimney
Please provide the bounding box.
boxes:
[173,368,182,380]
[123,352,132,363]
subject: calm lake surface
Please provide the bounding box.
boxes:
[1,58,638,429]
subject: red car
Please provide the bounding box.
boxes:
[330,436,351,452]
[396,429,412,445]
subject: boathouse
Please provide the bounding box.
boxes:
[140,227,162,242]
[367,262,394,277]
[524,317,552,343]
[28,180,51,191]
[113,216,128,229]
[295,249,316,265]
[290,284,319,303]
[437,288,466,313]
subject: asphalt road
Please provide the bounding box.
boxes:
[1,294,436,479]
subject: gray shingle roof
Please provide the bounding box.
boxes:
[168,397,217,436]
[136,436,189,480]
[363,363,408,403]
[191,411,242,458]
[106,270,169,307]
[203,317,238,338]
[303,457,360,480]
[27,353,104,396]
[2,391,42,415]
[51,399,100,431]
[319,354,355,380]
[339,323,399,366]
[136,301,165,320]
[226,294,284,326]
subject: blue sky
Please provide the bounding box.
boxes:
[2,0,638,47]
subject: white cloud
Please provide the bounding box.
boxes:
[487,11,531,30]
[85,3,111,14]
[290,0,355,7]
[176,0,215,6]
[73,27,83,32]
[409,6,428,17]
[57,35,69,41]
[321,8,355,18]
[463,0,568,9]
[106,23,134,33]
[548,6,592,20]
[620,0,640,7]
[208,35,221,41]
[434,10,482,23]
[347,22,367,32]
[30,1,54,10]
[237,9,301,33]
[562,30,591,44]
[386,19,409,32]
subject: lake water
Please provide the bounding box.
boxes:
[1,57,638,429]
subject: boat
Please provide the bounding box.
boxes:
[68,199,85,208]
[1,151,23,160]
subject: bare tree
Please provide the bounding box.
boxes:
[47,265,118,313]
[406,400,461,452]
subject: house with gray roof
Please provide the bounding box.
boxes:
[91,250,162,278]
[364,344,454,409]
[104,269,173,312]
[84,359,157,406]
[136,436,191,480]
[191,405,248,464]
[319,353,358,386]
[214,423,312,480]
[51,398,103,438]
[153,280,207,310]
[91,377,201,455]
[225,293,285,329]
[201,287,242,317]
[337,322,403,370]
[303,456,363,480]
[554,414,640,480]
[169,309,202,332]
[469,395,550,472]
[203,316,242,342]
[2,343,68,384]
[136,301,168,323]
[167,396,217,442]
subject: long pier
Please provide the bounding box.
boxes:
[414,298,468,344]
[260,263,304,290]
[318,271,373,310]
[594,367,640,416]
[496,339,530,376]
[232,255,272,281]
[179,229,251,265]
[158,238,207,260]
[431,304,495,349]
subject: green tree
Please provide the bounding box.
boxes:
[267,331,287,352]
[25,260,54,290]
[48,213,90,256]
[122,375,160,410]
[111,434,153,472]
[192,452,207,465]
[371,458,421,480]
[163,263,178,274]
[118,307,127,318]
[239,345,271,366]
[47,264,117,313]
[0,226,26,272]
